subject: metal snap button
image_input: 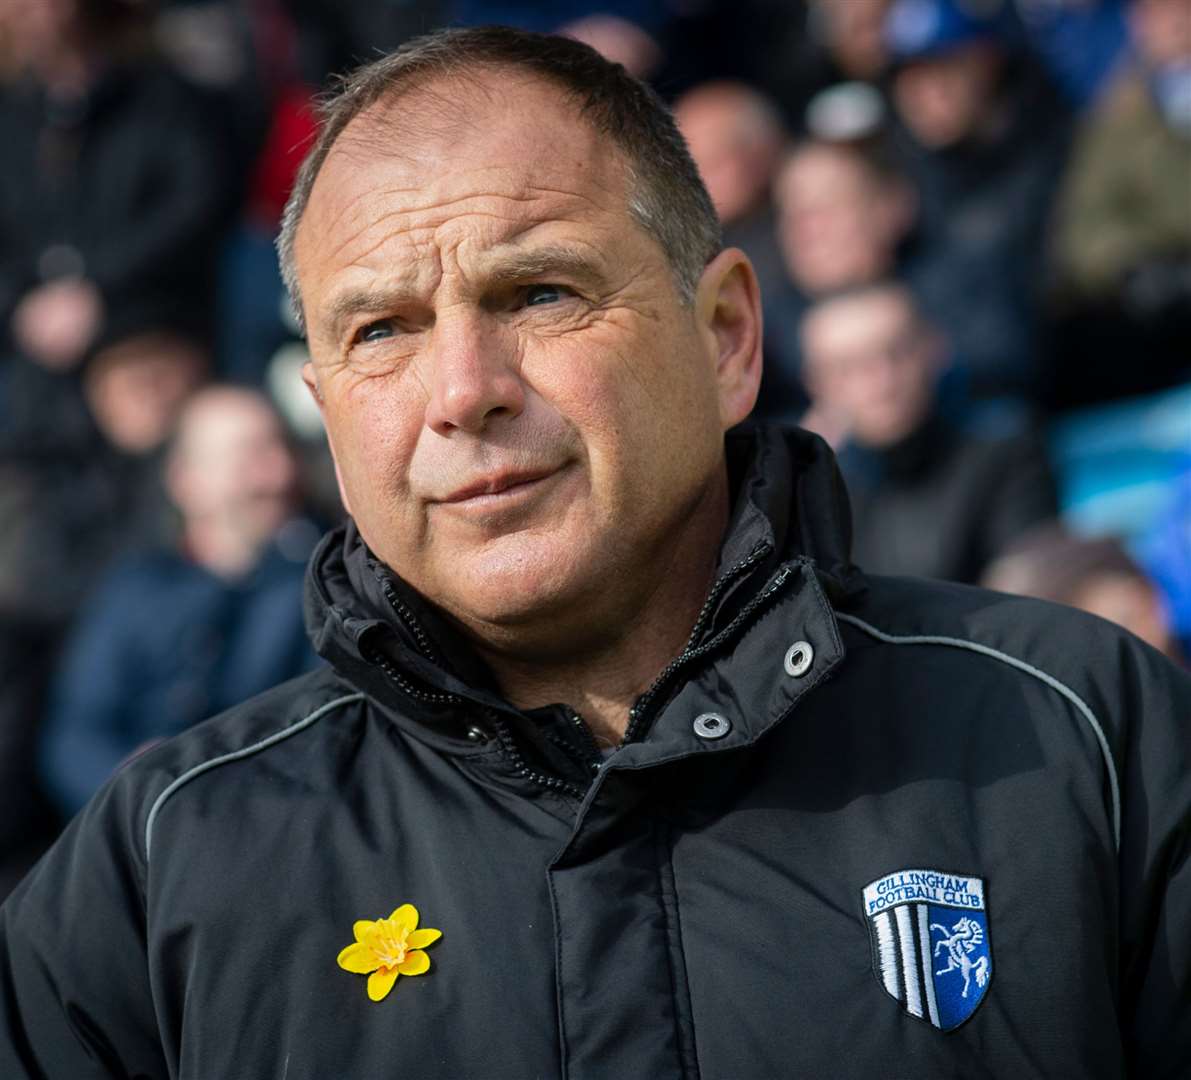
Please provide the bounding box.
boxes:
[693,712,731,740]
[784,640,814,677]
[465,725,489,743]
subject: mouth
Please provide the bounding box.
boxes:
[436,467,561,507]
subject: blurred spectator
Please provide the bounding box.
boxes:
[675,81,786,231]
[884,0,1074,400]
[450,1,668,77]
[1047,0,1191,406]
[0,317,207,896]
[776,139,917,295]
[40,385,321,817]
[800,281,1058,582]
[984,524,1185,661]
[757,137,916,419]
[674,80,792,394]
[0,0,234,374]
[750,0,893,129]
[84,325,209,456]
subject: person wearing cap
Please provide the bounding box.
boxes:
[0,26,1188,1080]
[883,0,1074,402]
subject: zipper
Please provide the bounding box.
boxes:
[622,550,792,746]
[486,709,587,800]
[571,709,606,768]
[365,640,584,799]
[376,570,444,666]
[362,639,461,708]
[361,613,589,799]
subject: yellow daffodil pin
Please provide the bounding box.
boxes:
[337,903,442,1001]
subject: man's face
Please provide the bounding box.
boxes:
[676,91,778,226]
[1131,0,1191,68]
[295,74,753,643]
[801,287,939,448]
[893,44,1001,149]
[775,146,906,294]
[169,391,299,539]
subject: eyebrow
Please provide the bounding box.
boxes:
[318,243,606,345]
[479,243,605,286]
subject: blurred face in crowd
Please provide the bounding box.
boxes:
[295,72,761,650]
[1073,573,1175,658]
[167,388,299,542]
[1130,0,1191,67]
[774,143,914,294]
[675,83,785,226]
[893,43,1002,149]
[800,284,941,448]
[815,0,893,80]
[84,332,208,454]
[0,0,75,68]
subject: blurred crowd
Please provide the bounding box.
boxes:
[0,0,1188,895]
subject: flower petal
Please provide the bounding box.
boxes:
[407,928,441,949]
[350,919,373,947]
[338,942,380,974]
[367,966,400,1001]
[397,949,430,976]
[389,903,419,932]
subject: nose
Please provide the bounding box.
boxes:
[423,314,526,435]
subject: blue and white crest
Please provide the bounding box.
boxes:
[861,868,992,1031]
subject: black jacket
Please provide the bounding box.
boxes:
[840,411,1059,584]
[2,427,1188,1078]
[0,61,232,340]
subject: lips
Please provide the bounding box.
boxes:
[437,467,558,505]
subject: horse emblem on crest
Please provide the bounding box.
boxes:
[931,916,991,1000]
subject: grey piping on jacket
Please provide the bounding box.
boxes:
[835,612,1122,852]
[143,692,366,861]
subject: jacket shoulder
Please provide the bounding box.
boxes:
[102,666,365,870]
[841,574,1191,848]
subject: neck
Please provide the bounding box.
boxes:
[184,517,271,580]
[33,40,94,98]
[468,470,731,746]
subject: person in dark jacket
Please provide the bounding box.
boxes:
[1,27,1188,1080]
[38,385,323,817]
[883,0,1074,401]
[799,280,1058,583]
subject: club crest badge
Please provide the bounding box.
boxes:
[861,868,992,1031]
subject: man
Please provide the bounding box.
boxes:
[1049,0,1191,406]
[757,137,916,421]
[40,386,321,817]
[799,281,1057,583]
[882,0,1073,401]
[1,26,1187,1079]
[983,525,1185,666]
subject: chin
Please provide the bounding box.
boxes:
[436,543,592,633]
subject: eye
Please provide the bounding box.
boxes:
[355,319,395,344]
[524,284,568,307]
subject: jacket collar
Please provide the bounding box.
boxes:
[304,425,864,742]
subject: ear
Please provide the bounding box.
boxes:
[302,360,354,516]
[694,248,764,430]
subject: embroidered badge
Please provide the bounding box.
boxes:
[337,903,442,1001]
[861,868,992,1031]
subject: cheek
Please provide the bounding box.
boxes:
[324,379,422,503]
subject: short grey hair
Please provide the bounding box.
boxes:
[276,25,722,331]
